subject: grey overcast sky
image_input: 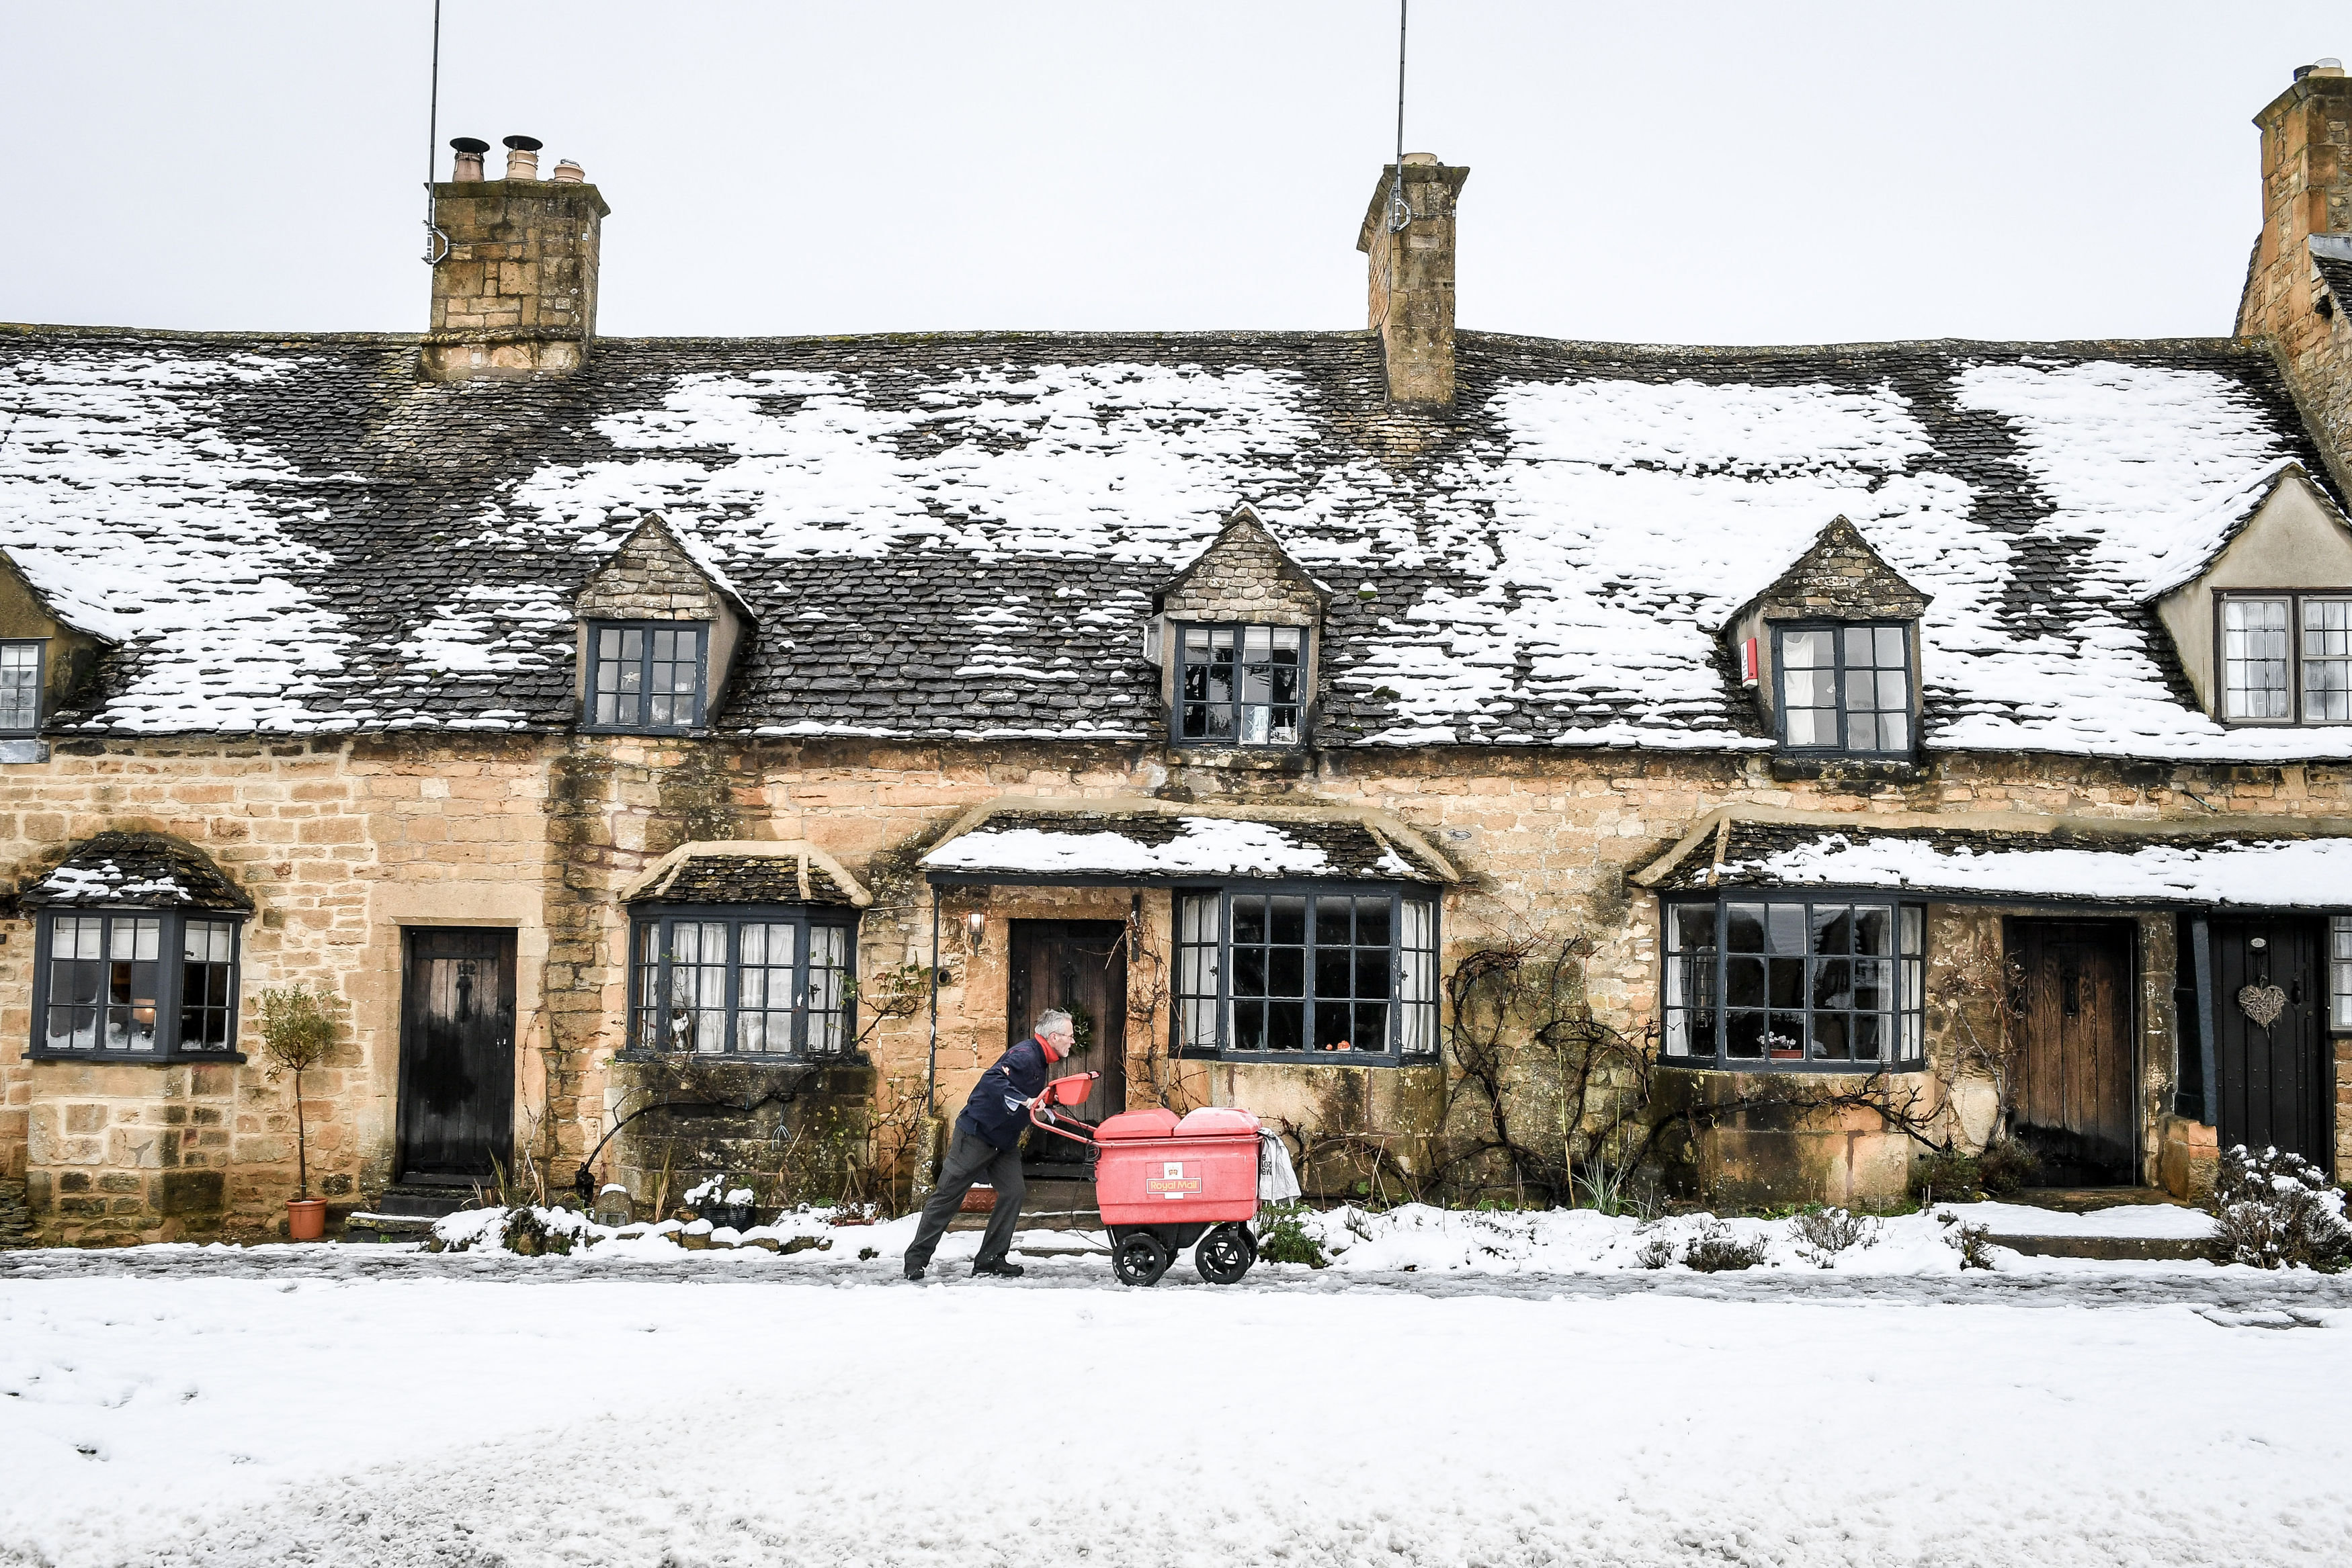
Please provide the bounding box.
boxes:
[1,2,2343,345]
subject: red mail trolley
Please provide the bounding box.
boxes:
[1029,1071,1261,1287]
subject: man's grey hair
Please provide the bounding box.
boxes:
[1034,1009,1075,1039]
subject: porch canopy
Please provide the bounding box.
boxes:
[1636,810,2352,910]
[919,800,1456,888]
[18,832,252,912]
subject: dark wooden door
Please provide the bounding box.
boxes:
[396,928,517,1186]
[1007,920,1127,1175]
[2210,916,2332,1164]
[2008,920,2135,1186]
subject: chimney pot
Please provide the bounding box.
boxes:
[502,134,544,181]
[550,159,585,184]
[2310,58,2345,77]
[1402,151,1439,167]
[448,136,489,182]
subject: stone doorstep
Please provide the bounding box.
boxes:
[2005,1186,2181,1214]
[340,1212,439,1245]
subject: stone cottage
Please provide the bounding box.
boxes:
[4,64,2352,1244]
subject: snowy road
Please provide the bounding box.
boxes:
[2,1260,2347,1567]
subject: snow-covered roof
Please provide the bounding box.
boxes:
[921,805,1451,884]
[1644,815,2352,910]
[0,324,2340,760]
[17,832,252,911]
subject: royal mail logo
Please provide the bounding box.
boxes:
[1145,1176,1201,1196]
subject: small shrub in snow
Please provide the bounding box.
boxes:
[1974,1140,2043,1198]
[1634,1232,1677,1270]
[1681,1223,1769,1272]
[1255,1203,1329,1268]
[1911,1146,1980,1203]
[1790,1206,1879,1266]
[1949,1220,1995,1270]
[2208,1145,2351,1271]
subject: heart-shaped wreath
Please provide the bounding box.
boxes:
[2238,983,2286,1031]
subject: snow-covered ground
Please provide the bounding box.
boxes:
[3,1222,2349,1566]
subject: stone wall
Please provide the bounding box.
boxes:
[421,177,609,382]
[4,730,2351,1240]
[2238,67,2352,494]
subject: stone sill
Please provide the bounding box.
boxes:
[22,1049,247,1066]
[1768,754,1928,785]
[610,1049,868,1070]
[1655,1060,1930,1080]
[1182,1048,1431,1070]
[1165,746,1314,775]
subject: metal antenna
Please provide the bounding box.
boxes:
[1386,0,1413,233]
[422,0,448,264]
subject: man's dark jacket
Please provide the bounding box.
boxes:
[958,1036,1052,1151]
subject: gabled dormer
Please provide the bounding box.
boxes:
[1724,516,1929,762]
[573,513,755,735]
[0,548,115,763]
[1146,505,1333,750]
[2150,465,2352,726]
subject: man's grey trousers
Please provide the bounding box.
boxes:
[905,1127,1025,1271]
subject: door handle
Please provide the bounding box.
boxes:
[2290,980,2303,1006]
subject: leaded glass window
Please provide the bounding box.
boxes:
[1775,623,1913,756]
[1661,896,1925,1072]
[2330,916,2352,1031]
[628,906,858,1058]
[587,621,708,732]
[2223,597,2292,720]
[0,641,42,734]
[34,910,242,1059]
[2218,593,2352,725]
[1174,885,1437,1062]
[1176,624,1306,747]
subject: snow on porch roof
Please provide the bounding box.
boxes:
[1639,812,2352,910]
[17,832,253,912]
[920,803,1456,886]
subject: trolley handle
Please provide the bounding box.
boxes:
[1026,1071,1101,1147]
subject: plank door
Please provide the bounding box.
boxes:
[2007,920,2136,1186]
[395,927,517,1186]
[1006,919,1128,1175]
[2208,916,2332,1164]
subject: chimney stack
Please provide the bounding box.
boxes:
[1356,155,1470,409]
[2238,60,2352,492]
[421,133,610,383]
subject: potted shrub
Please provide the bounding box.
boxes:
[257,984,337,1241]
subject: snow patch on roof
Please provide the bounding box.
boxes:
[924,817,1335,879]
[0,351,352,731]
[395,583,573,677]
[1728,831,2352,908]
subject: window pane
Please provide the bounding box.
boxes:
[1785,708,1827,746]
[1316,897,1351,947]
[2335,916,2352,1029]
[1874,626,1906,666]
[2224,598,2292,720]
[1267,1000,1305,1050]
[0,643,39,732]
[1781,630,1831,668]
[178,918,239,1051]
[45,915,106,1051]
[1726,904,1767,953]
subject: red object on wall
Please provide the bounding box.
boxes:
[1741,636,1760,687]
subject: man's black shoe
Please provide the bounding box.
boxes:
[972,1259,1025,1278]
[903,1262,927,1280]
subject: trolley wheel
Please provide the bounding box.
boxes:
[1194,1222,1257,1285]
[1113,1231,1171,1287]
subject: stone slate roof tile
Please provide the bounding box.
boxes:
[19,832,253,910]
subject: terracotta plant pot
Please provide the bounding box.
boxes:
[286,1198,328,1242]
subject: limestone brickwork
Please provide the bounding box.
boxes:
[7,729,2352,1241]
[1357,156,1470,408]
[2238,66,2352,494]
[421,177,609,382]
[1157,508,1329,627]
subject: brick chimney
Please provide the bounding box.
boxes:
[1356,155,1470,409]
[422,135,611,383]
[2237,60,2352,486]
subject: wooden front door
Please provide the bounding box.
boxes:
[2209,916,2333,1164]
[1007,919,1127,1174]
[396,928,517,1186]
[2007,920,2136,1186]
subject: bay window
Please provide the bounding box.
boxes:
[628,904,857,1057]
[32,909,245,1060]
[1175,885,1438,1062]
[1663,895,1925,1072]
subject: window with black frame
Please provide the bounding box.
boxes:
[2218,593,2352,724]
[1663,896,1924,1070]
[0,640,43,735]
[32,910,244,1059]
[1775,623,1913,756]
[1175,624,1306,746]
[630,906,856,1057]
[1175,886,1439,1061]
[585,621,708,733]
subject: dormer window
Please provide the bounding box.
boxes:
[0,640,44,734]
[1775,623,1913,756]
[1177,624,1306,747]
[2219,593,2352,724]
[585,621,708,733]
